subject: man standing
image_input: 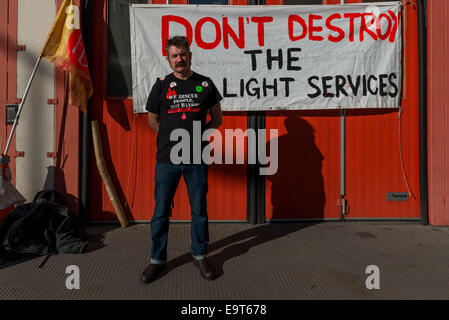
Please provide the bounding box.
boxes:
[141,36,223,284]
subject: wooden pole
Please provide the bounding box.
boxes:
[91,120,128,227]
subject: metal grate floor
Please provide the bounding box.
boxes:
[1,222,449,300]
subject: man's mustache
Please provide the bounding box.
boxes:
[175,62,186,67]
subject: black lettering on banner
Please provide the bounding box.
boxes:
[368,75,378,95]
[267,49,283,70]
[322,76,334,97]
[225,77,296,98]
[287,48,302,71]
[246,78,260,98]
[378,74,389,97]
[244,50,263,71]
[335,75,348,97]
[263,78,277,97]
[240,79,245,97]
[226,75,397,101]
[308,76,321,98]
[305,73,399,101]
[279,77,294,97]
[389,73,399,97]
[362,75,368,96]
[223,78,237,97]
[347,74,361,96]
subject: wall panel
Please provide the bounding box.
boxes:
[344,2,420,219]
[266,0,421,220]
[89,0,248,222]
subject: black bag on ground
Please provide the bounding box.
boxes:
[0,190,88,256]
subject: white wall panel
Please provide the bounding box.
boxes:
[16,0,56,201]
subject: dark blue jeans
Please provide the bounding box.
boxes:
[150,162,209,262]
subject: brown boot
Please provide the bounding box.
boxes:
[141,263,166,284]
[193,258,216,280]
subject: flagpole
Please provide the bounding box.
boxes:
[4,0,70,156]
[2,56,42,156]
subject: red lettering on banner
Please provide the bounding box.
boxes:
[387,10,401,43]
[376,14,392,41]
[161,15,193,56]
[223,17,245,49]
[326,14,344,42]
[343,12,362,42]
[195,17,221,50]
[288,15,307,41]
[160,10,400,53]
[250,16,274,46]
[309,14,324,41]
[360,13,378,41]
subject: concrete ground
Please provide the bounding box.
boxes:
[1,221,449,300]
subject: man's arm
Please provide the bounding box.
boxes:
[205,103,223,130]
[148,112,160,133]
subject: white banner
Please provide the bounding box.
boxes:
[130,3,402,113]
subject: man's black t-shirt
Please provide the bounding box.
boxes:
[146,72,223,164]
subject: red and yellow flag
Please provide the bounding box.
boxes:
[41,0,93,113]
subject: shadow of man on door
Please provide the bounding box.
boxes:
[267,116,325,219]
[163,116,326,280]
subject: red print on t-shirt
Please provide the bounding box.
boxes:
[166,87,177,99]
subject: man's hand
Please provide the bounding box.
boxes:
[205,103,223,131]
[148,112,160,133]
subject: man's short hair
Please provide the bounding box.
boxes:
[165,36,190,56]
